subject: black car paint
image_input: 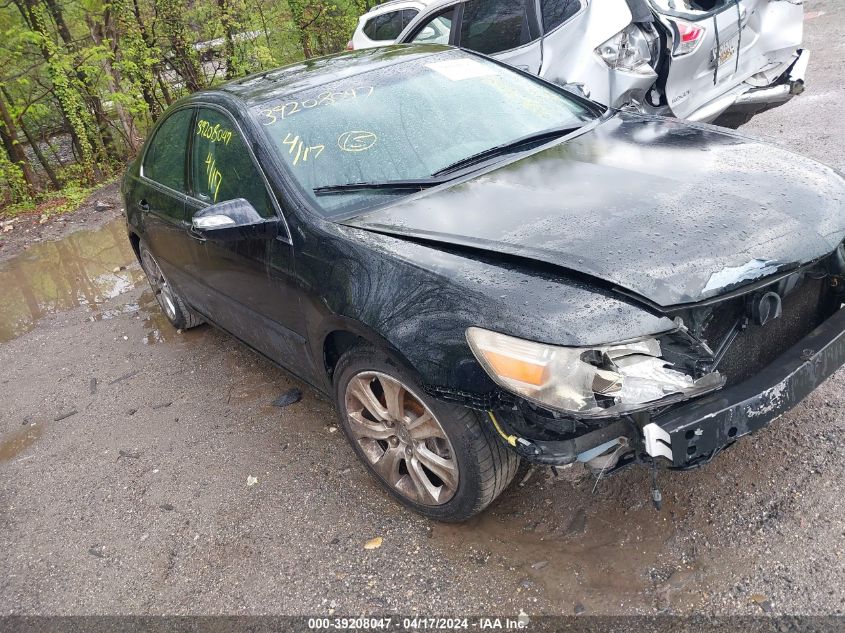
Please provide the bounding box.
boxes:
[345,113,845,308]
[124,46,845,470]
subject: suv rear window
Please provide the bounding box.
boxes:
[363,8,419,41]
[459,0,534,54]
[541,0,581,33]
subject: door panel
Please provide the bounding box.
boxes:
[135,107,195,293]
[185,107,310,374]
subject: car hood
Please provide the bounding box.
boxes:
[343,113,845,307]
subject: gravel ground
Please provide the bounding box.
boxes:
[1,0,844,617]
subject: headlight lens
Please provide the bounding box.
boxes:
[466,327,724,417]
[595,23,658,75]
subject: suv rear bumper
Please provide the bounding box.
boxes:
[645,305,845,468]
[686,49,809,123]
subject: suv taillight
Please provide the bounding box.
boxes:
[671,19,705,57]
[346,40,354,51]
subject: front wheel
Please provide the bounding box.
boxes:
[333,346,520,522]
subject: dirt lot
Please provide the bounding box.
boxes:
[2,0,845,617]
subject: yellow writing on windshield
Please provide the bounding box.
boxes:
[196,119,233,145]
[205,152,223,201]
[260,86,375,126]
[282,133,324,166]
[338,131,377,152]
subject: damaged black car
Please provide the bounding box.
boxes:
[123,45,845,521]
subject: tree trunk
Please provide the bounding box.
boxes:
[0,89,37,193]
[128,0,163,119]
[156,0,205,92]
[13,0,99,177]
[87,11,139,153]
[217,0,237,80]
[1,86,60,189]
[43,0,118,164]
[19,116,61,189]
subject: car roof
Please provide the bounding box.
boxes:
[217,44,455,106]
[364,0,438,16]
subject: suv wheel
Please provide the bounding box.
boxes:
[333,346,520,522]
[138,243,204,330]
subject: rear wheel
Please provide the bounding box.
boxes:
[138,243,204,330]
[333,346,520,522]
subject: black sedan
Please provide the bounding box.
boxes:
[123,45,845,521]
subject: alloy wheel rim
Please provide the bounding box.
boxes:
[344,371,459,506]
[140,250,178,322]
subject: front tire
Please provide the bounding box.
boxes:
[138,242,204,331]
[333,346,520,522]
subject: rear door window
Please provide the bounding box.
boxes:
[190,107,275,218]
[410,7,456,45]
[363,9,419,41]
[142,108,192,192]
[459,0,535,54]
[541,0,581,33]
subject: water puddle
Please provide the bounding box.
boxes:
[0,424,43,462]
[0,218,142,343]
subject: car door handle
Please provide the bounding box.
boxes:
[138,199,150,212]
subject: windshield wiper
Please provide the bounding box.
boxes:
[313,124,582,196]
[313,178,447,196]
[431,124,582,178]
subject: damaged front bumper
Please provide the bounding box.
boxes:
[489,304,845,470]
[686,48,810,123]
[644,304,845,468]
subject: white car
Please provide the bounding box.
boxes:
[377,0,807,126]
[348,0,438,50]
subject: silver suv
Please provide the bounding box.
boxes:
[392,0,808,126]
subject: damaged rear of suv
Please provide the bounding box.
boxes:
[394,0,808,126]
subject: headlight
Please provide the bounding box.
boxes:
[466,327,724,417]
[595,23,658,75]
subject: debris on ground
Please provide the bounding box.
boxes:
[53,410,77,421]
[364,537,383,550]
[272,388,302,408]
[117,449,142,460]
[246,475,259,487]
[751,594,774,613]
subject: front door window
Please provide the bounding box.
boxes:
[190,108,275,218]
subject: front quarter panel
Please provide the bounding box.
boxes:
[298,220,674,395]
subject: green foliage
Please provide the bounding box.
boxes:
[0,153,30,206]
[0,0,370,211]
[1,176,114,219]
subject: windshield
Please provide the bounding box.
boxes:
[251,50,596,217]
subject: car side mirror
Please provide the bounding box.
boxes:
[191,198,278,241]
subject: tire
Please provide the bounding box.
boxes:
[332,345,520,522]
[138,242,204,331]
